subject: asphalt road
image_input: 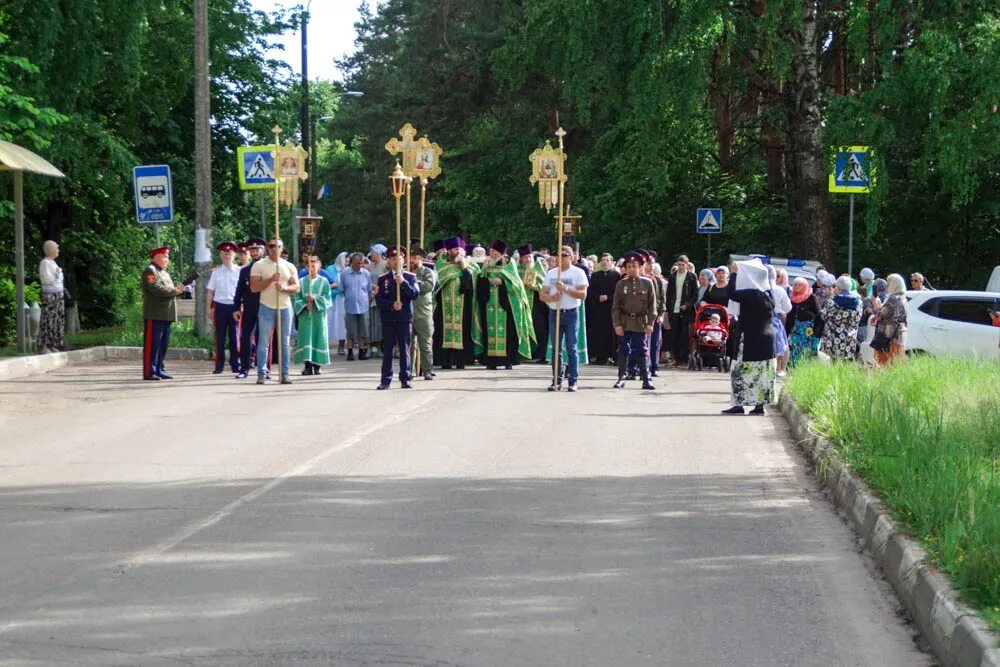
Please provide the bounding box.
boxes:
[0,358,933,666]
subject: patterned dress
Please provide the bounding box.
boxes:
[788,297,819,366]
[819,294,862,360]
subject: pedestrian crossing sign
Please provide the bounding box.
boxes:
[696,208,722,234]
[829,145,875,193]
[237,145,276,191]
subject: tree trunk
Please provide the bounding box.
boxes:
[786,1,833,267]
[194,0,212,336]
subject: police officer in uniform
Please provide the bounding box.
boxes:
[409,245,437,380]
[375,245,420,390]
[206,241,242,375]
[234,238,266,379]
[612,250,657,390]
[142,246,184,381]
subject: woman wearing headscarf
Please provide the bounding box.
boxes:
[367,244,388,358]
[722,260,776,415]
[704,266,730,307]
[819,275,863,360]
[766,265,792,377]
[695,268,715,306]
[787,277,820,366]
[328,252,348,355]
[871,273,908,365]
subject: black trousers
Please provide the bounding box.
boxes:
[670,313,691,362]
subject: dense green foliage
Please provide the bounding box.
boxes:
[786,357,1000,630]
[0,2,295,333]
[319,0,998,286]
[1,0,998,343]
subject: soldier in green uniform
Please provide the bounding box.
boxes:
[142,246,184,381]
[612,250,657,390]
[409,245,437,380]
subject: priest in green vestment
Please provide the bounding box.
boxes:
[293,255,332,375]
[434,237,478,369]
[473,240,534,369]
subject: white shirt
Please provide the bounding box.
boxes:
[39,257,64,294]
[250,257,298,309]
[543,265,589,310]
[673,271,686,313]
[205,263,241,304]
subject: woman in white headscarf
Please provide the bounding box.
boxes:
[722,260,776,415]
[328,252,348,355]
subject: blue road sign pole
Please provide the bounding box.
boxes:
[155,224,160,247]
[848,194,854,277]
[707,234,712,268]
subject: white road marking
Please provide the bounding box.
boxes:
[110,391,439,577]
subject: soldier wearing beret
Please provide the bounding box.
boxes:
[375,245,420,389]
[142,246,184,381]
[612,251,657,390]
[234,238,266,379]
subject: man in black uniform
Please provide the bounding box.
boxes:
[234,238,266,379]
[375,245,420,390]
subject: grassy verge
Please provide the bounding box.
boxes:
[784,357,1000,630]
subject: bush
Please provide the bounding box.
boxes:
[0,266,41,346]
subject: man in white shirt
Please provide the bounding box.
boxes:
[540,245,589,392]
[250,238,300,384]
[206,242,243,375]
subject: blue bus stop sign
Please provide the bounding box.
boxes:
[133,165,174,224]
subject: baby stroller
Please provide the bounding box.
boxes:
[690,303,731,372]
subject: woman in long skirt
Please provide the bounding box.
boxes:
[328,252,348,354]
[293,256,332,375]
[787,278,820,366]
[722,260,776,415]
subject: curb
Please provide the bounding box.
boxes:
[778,392,1000,667]
[0,346,211,381]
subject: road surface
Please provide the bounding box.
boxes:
[0,359,931,665]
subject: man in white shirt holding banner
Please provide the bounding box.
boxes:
[540,245,589,392]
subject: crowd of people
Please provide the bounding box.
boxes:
[74,236,926,412]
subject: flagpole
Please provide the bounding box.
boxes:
[272,126,283,379]
[553,126,566,390]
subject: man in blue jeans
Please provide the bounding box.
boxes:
[249,238,300,385]
[540,244,590,391]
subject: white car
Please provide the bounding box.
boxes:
[901,290,1000,359]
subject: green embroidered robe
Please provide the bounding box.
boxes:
[292,275,332,365]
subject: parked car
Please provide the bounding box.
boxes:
[901,290,1000,359]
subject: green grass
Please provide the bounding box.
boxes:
[785,357,1000,629]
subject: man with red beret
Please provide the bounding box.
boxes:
[142,246,184,381]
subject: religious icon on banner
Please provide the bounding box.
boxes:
[274,142,308,207]
[529,140,567,212]
[413,135,443,180]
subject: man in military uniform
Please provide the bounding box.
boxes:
[206,241,242,375]
[142,246,184,381]
[612,251,656,390]
[234,238,266,379]
[375,245,419,390]
[409,245,437,380]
